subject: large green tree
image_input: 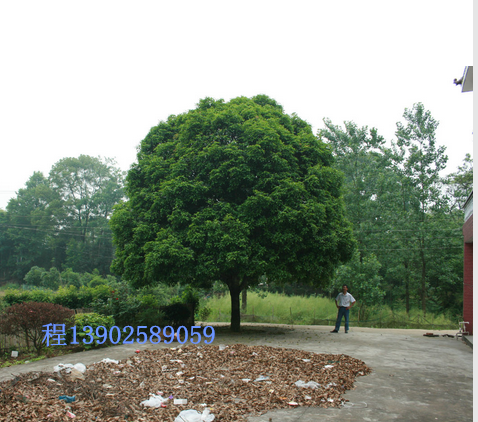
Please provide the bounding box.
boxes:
[318,119,392,256]
[110,95,355,331]
[392,103,449,313]
[5,172,60,278]
[48,155,125,274]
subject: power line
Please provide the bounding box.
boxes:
[354,228,462,233]
[359,247,463,251]
[0,225,114,240]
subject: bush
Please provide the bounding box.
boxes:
[88,276,107,288]
[136,307,166,327]
[198,305,212,321]
[61,268,82,288]
[66,312,115,350]
[54,286,82,309]
[90,284,111,302]
[91,283,142,328]
[24,266,46,287]
[0,301,74,355]
[40,267,61,290]
[160,303,191,329]
[3,288,54,306]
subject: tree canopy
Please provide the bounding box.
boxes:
[110,95,356,331]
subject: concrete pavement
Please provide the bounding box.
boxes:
[0,324,473,421]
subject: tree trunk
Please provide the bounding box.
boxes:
[241,288,247,312]
[24,329,30,351]
[420,250,426,315]
[228,280,241,332]
[404,260,410,315]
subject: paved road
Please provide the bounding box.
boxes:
[0,324,472,421]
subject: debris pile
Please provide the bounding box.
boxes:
[0,344,371,421]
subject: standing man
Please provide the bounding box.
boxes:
[330,284,356,333]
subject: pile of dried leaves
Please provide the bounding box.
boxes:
[0,344,371,421]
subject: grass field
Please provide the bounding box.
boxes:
[201,291,458,330]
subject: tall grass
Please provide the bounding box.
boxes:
[202,291,458,330]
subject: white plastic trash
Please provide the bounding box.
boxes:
[99,358,119,364]
[73,363,86,373]
[174,408,215,422]
[174,399,188,405]
[140,394,169,408]
[53,363,86,374]
[295,380,320,389]
[11,351,18,358]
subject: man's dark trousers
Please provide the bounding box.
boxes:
[334,306,350,331]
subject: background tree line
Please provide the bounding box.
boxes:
[0,155,125,279]
[321,103,472,319]
[0,102,472,322]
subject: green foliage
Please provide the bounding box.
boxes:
[135,307,166,328]
[197,305,212,321]
[3,281,115,310]
[160,303,191,329]
[61,268,82,288]
[0,156,125,281]
[321,104,463,317]
[133,289,166,327]
[92,283,142,328]
[0,210,14,278]
[110,95,355,331]
[445,153,473,211]
[88,276,107,288]
[66,312,115,350]
[40,267,61,290]
[3,288,54,306]
[24,266,45,287]
[333,251,385,321]
[4,172,58,279]
[54,285,83,309]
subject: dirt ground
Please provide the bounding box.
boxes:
[0,324,473,421]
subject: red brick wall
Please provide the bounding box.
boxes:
[463,214,473,243]
[463,242,473,335]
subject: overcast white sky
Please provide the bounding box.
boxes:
[0,1,473,211]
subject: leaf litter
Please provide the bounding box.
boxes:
[0,344,371,421]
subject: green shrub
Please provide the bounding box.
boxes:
[91,283,142,328]
[136,307,166,327]
[66,312,115,350]
[24,266,46,287]
[54,286,81,309]
[88,276,107,288]
[197,305,212,321]
[61,268,82,288]
[90,284,111,302]
[40,267,61,290]
[160,303,191,329]
[77,286,94,307]
[3,288,53,306]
